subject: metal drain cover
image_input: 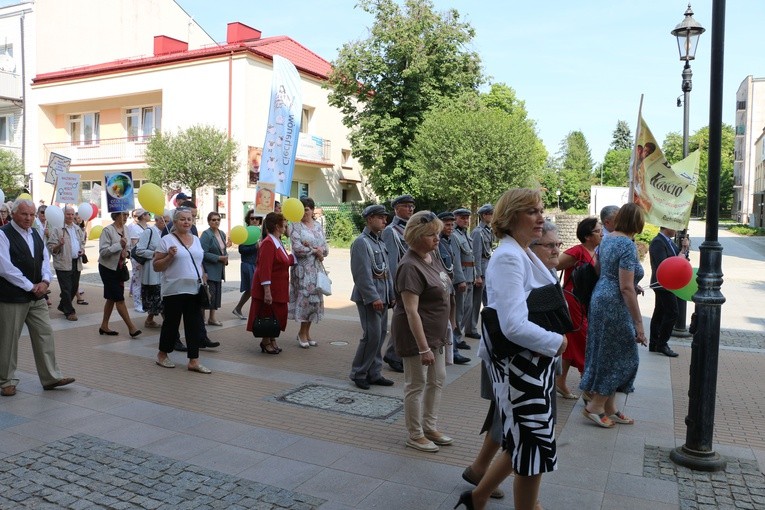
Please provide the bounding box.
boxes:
[276,384,402,421]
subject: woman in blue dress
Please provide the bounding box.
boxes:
[580,203,648,428]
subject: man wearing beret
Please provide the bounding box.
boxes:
[468,204,494,338]
[380,194,415,373]
[437,212,470,365]
[349,205,396,389]
[452,208,476,345]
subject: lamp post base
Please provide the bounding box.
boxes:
[670,445,727,472]
[672,327,692,338]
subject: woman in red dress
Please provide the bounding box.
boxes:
[555,217,602,399]
[247,212,294,354]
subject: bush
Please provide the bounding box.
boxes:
[329,215,356,244]
[634,223,659,245]
[730,224,765,236]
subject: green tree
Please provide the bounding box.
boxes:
[327,0,483,198]
[0,149,25,197]
[407,90,546,210]
[556,130,594,210]
[144,125,238,202]
[610,120,632,151]
[661,131,684,164]
[596,148,631,187]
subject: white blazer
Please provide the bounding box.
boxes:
[481,235,563,359]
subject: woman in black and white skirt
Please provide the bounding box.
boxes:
[456,188,568,510]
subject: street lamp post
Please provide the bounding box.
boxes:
[556,189,561,210]
[670,0,727,472]
[671,4,705,337]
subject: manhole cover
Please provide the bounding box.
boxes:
[276,384,402,421]
[329,341,349,346]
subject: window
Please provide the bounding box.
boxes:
[81,180,103,205]
[0,116,8,145]
[70,113,100,145]
[301,106,313,134]
[736,125,746,136]
[737,100,746,110]
[126,106,161,140]
[290,181,309,198]
[341,149,352,169]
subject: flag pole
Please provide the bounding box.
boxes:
[628,94,644,203]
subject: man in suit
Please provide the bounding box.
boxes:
[349,205,396,389]
[0,199,75,397]
[380,194,415,373]
[649,226,681,357]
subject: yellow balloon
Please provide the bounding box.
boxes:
[137,182,165,216]
[18,193,32,201]
[88,225,104,240]
[230,225,248,245]
[283,197,304,222]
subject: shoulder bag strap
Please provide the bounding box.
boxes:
[172,233,202,283]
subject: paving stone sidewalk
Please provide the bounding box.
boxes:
[0,434,325,510]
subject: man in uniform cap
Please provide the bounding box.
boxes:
[468,204,494,338]
[380,194,415,372]
[436,212,470,364]
[452,208,476,348]
[349,205,396,389]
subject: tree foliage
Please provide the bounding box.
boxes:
[0,149,26,197]
[547,130,595,210]
[596,148,631,187]
[326,0,483,198]
[610,120,633,151]
[662,124,735,215]
[144,125,238,202]
[407,88,546,211]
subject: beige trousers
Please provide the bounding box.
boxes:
[402,347,446,440]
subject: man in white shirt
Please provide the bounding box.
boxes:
[46,206,86,321]
[0,199,75,397]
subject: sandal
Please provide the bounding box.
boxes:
[581,391,593,403]
[582,408,614,428]
[609,411,635,424]
[77,300,89,305]
[556,387,579,399]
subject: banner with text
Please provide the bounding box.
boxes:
[259,55,303,196]
[632,115,700,230]
[104,172,135,213]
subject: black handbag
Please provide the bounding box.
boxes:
[117,259,130,282]
[251,307,281,338]
[481,282,573,359]
[80,253,88,264]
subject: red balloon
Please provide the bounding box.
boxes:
[89,203,99,221]
[656,256,692,290]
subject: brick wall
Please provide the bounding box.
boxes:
[548,213,590,250]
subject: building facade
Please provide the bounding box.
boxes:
[753,128,765,228]
[8,0,370,231]
[733,75,765,225]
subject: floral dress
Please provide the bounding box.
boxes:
[580,235,644,395]
[288,220,329,323]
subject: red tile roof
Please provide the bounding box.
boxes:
[33,36,333,85]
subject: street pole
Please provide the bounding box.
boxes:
[673,61,692,337]
[670,0,727,472]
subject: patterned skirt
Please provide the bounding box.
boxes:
[486,350,558,476]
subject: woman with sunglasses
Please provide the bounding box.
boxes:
[98,211,142,337]
[200,211,230,326]
[391,210,452,453]
[555,217,602,400]
[232,210,259,320]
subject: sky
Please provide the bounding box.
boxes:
[177,0,764,166]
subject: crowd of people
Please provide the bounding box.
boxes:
[0,187,694,509]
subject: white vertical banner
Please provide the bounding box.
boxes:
[260,55,303,196]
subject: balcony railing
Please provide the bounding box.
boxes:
[43,136,152,166]
[295,133,332,164]
[42,133,333,168]
[0,70,22,101]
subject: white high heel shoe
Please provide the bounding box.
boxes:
[297,335,309,349]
